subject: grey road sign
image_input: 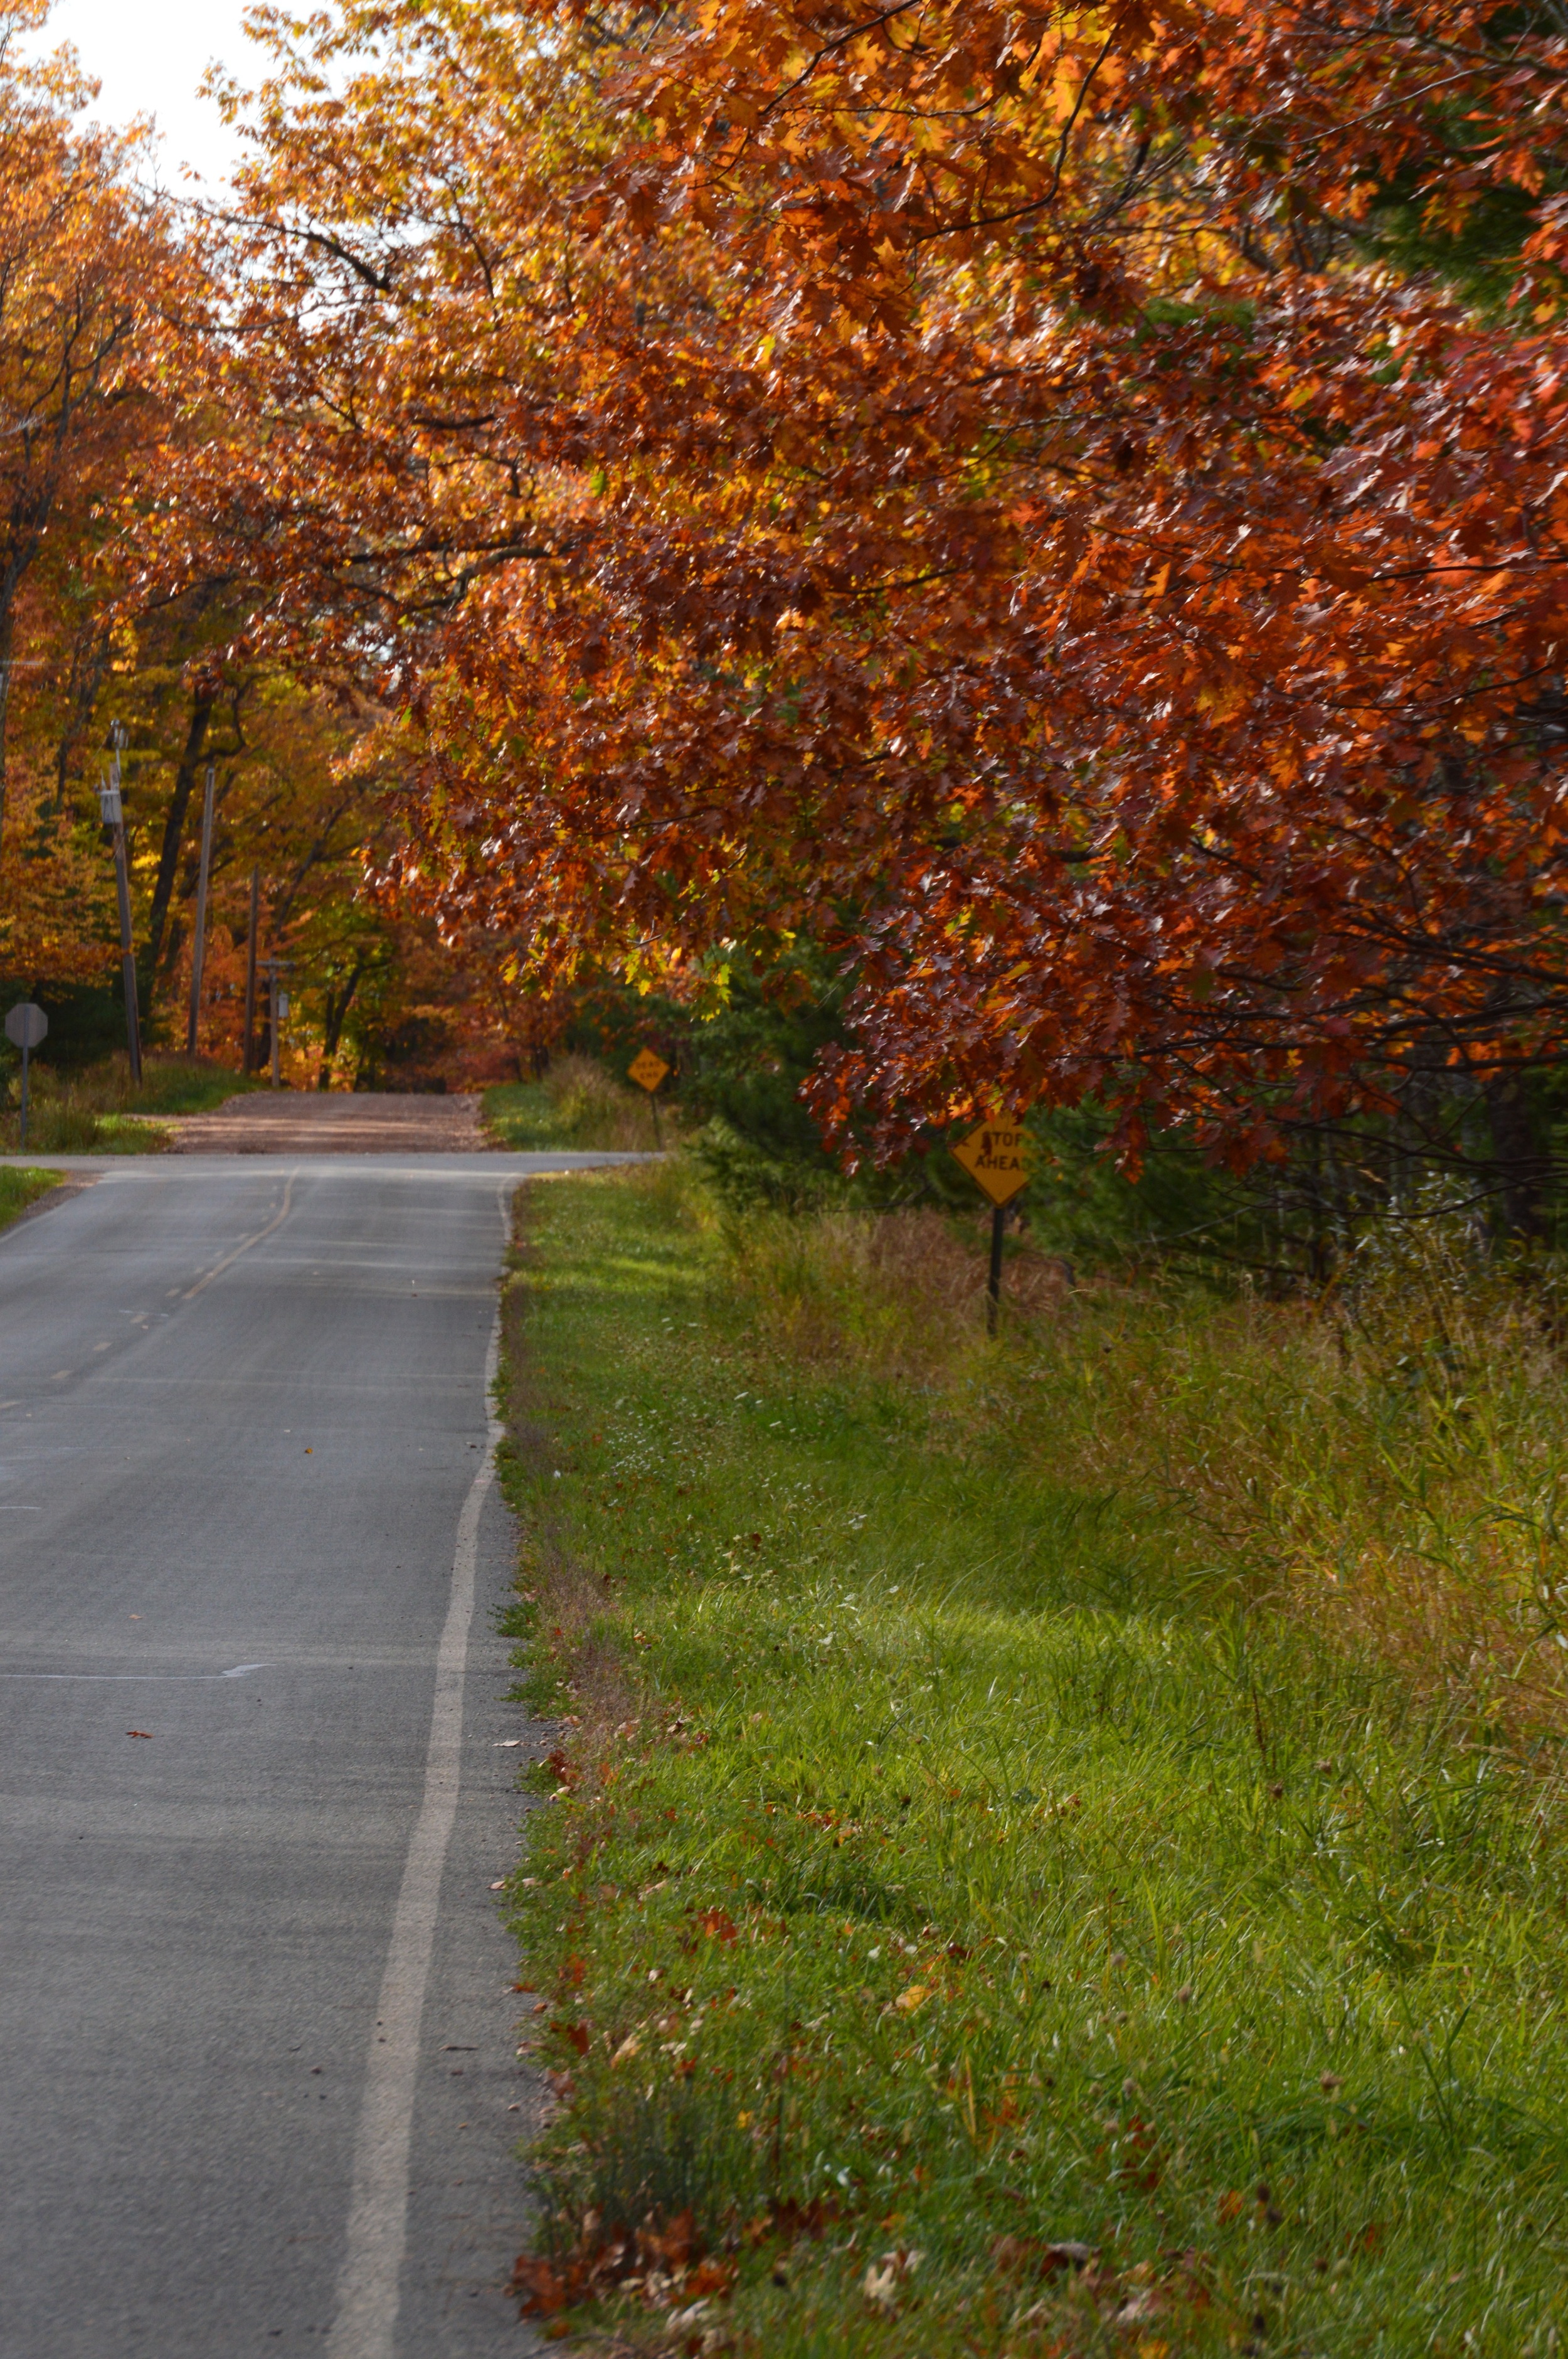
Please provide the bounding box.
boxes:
[4,1004,46,1051]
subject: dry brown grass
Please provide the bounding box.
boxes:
[718,1203,1074,1379]
[544,1054,670,1154]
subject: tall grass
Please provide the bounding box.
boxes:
[499,1167,1568,2356]
[486,1054,668,1153]
[718,1195,1568,1745]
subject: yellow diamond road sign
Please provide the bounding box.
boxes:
[628,1047,669,1094]
[951,1116,1031,1206]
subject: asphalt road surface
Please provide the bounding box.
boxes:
[0,1153,623,2357]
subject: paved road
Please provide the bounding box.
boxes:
[0,1156,605,2356]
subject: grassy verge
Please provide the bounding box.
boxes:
[487,1055,670,1155]
[0,1054,253,1154]
[0,1168,68,1229]
[499,1166,1568,2358]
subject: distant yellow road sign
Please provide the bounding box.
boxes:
[628,1047,670,1094]
[951,1116,1031,1206]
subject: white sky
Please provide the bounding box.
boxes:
[33,0,264,190]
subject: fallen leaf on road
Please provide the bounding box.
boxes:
[490,1879,507,1890]
[494,1739,521,1747]
[127,1730,153,1739]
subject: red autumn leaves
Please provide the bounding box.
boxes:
[156,1,1568,1159]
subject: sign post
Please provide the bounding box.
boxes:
[5,1003,47,1151]
[97,722,142,1087]
[628,1046,670,1147]
[262,957,295,1089]
[950,1115,1032,1334]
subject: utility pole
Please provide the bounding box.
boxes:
[262,956,295,1089]
[185,763,216,1057]
[242,868,260,1076]
[97,723,142,1087]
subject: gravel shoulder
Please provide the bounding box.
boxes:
[167,1091,494,1154]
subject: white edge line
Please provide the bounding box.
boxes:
[323,1181,511,2359]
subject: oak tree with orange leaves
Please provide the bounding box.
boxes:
[163,0,1568,1195]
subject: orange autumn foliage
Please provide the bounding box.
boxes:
[0,3,208,986]
[159,2,1568,1158]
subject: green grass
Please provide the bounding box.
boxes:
[485,1080,579,1150]
[502,1174,1568,2359]
[498,1169,1568,2357]
[118,1059,255,1117]
[0,1168,67,1228]
[0,1055,253,1154]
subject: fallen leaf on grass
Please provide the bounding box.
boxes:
[863,2249,923,2312]
[991,2234,1096,2280]
[512,2257,570,2316]
[684,2260,736,2300]
[863,2264,899,2314]
[512,2210,733,2326]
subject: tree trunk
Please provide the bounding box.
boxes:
[144,690,214,1004]
[0,607,14,856]
[318,953,367,1089]
[1485,1072,1550,1239]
